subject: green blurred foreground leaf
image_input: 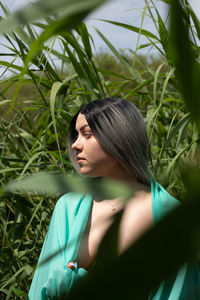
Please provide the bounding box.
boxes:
[0,0,107,36]
[5,172,134,200]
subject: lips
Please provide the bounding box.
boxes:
[77,156,86,163]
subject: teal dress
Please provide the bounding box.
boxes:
[28,180,200,299]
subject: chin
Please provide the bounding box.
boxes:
[79,168,92,176]
[79,168,99,178]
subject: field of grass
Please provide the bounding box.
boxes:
[1,0,200,298]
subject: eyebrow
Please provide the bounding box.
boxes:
[75,124,91,132]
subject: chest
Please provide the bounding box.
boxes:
[76,193,153,270]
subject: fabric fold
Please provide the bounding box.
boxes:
[28,193,92,300]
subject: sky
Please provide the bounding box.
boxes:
[1,0,199,51]
[86,0,168,52]
[0,0,199,74]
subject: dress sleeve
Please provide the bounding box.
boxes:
[28,193,89,300]
[151,179,180,224]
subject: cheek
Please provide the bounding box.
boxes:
[82,137,119,176]
[87,142,117,174]
[80,140,119,177]
[86,140,109,162]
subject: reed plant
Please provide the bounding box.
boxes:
[1,0,200,298]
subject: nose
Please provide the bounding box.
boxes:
[71,137,83,151]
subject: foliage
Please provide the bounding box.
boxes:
[1,0,200,299]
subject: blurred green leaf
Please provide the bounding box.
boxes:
[5,172,134,200]
[0,0,107,36]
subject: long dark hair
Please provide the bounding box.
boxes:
[68,97,150,185]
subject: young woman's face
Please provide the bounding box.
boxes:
[71,113,120,178]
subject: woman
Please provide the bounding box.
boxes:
[28,97,200,299]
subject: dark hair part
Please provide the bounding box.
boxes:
[68,97,150,185]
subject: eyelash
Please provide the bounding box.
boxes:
[74,132,92,140]
[83,133,92,138]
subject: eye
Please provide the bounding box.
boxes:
[83,132,92,138]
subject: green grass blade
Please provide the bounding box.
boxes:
[62,32,99,91]
[50,82,64,168]
[153,63,165,107]
[175,115,191,150]
[186,2,200,40]
[63,42,88,81]
[148,67,175,144]
[165,138,200,180]
[98,19,160,41]
[95,27,143,83]
[19,151,48,179]
[12,12,89,104]
[125,78,154,97]
[0,266,27,291]
[77,22,92,59]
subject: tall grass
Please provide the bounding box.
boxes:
[1,0,200,298]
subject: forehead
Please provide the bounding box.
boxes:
[75,113,89,130]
